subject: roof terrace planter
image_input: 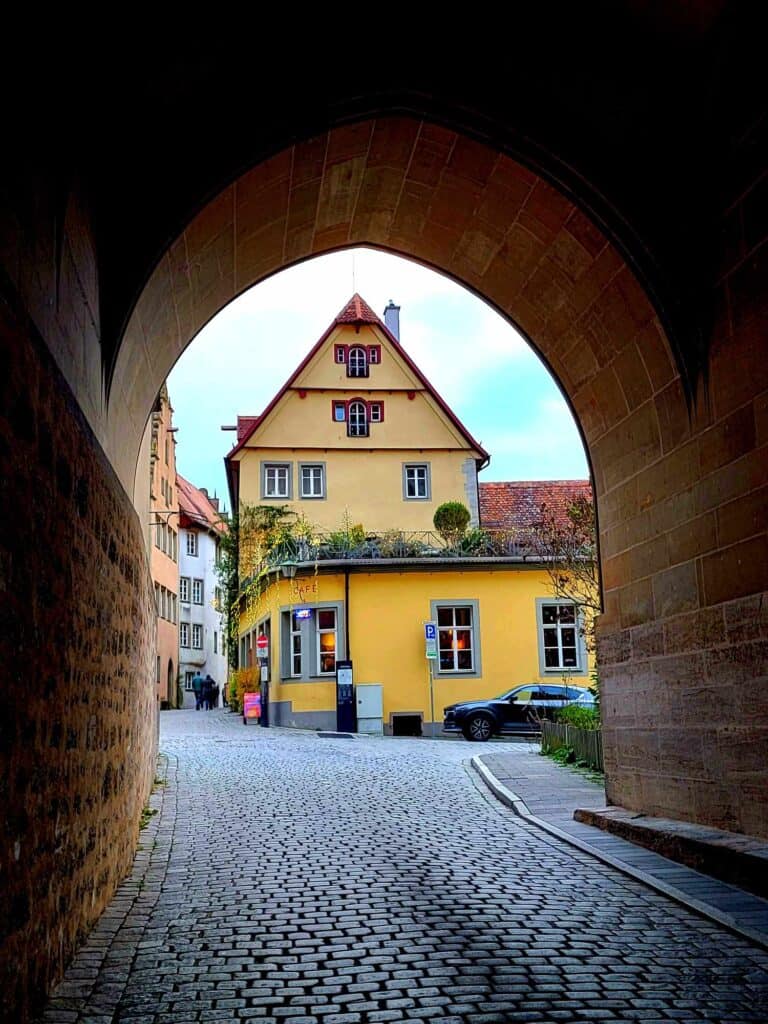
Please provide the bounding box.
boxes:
[248,530,539,577]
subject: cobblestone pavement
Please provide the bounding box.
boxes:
[40,711,768,1023]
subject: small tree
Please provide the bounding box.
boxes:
[433,501,471,545]
[531,491,601,696]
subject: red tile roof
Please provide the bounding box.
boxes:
[236,416,260,442]
[177,474,227,534]
[479,480,592,531]
[334,293,382,326]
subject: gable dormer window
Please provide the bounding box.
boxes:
[348,401,368,437]
[368,346,380,364]
[348,346,368,378]
[335,345,347,364]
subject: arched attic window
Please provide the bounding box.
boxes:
[348,401,368,437]
[347,346,368,378]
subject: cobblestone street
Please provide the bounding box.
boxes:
[41,711,768,1023]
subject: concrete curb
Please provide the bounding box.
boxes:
[471,755,768,953]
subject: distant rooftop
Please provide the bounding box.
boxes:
[479,480,592,532]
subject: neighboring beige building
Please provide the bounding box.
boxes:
[149,385,180,707]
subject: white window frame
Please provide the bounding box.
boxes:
[316,608,337,676]
[431,599,481,678]
[369,402,383,423]
[192,624,203,650]
[290,612,303,678]
[347,346,368,378]
[186,532,198,557]
[348,401,368,437]
[262,462,292,499]
[192,578,204,605]
[300,463,326,499]
[180,623,190,648]
[403,463,430,500]
[280,602,345,681]
[179,576,190,603]
[536,599,586,675]
[184,671,194,691]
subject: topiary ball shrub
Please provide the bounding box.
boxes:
[433,501,471,544]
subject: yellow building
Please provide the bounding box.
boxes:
[226,295,592,735]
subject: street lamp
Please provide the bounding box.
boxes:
[281,560,298,579]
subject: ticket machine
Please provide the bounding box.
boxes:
[335,660,356,733]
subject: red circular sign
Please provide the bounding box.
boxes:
[256,634,269,649]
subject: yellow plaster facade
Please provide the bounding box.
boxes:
[238,567,591,733]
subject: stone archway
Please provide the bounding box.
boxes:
[108,117,757,838]
[2,102,766,1021]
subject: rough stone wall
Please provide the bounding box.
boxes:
[0,286,158,1022]
[598,165,768,838]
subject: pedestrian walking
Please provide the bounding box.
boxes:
[201,674,213,711]
[191,671,204,710]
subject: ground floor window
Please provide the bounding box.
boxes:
[430,599,482,678]
[184,671,195,691]
[536,600,584,673]
[281,602,343,680]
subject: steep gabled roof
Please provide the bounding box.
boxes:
[177,474,227,534]
[225,293,490,464]
[335,293,381,325]
[479,480,592,532]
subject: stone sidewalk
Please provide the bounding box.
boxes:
[475,749,768,948]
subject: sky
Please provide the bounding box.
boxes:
[167,247,589,514]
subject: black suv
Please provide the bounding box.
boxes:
[443,683,593,741]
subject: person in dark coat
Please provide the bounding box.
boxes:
[201,674,213,711]
[191,671,204,710]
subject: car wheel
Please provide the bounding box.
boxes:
[463,714,494,742]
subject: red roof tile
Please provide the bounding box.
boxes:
[479,480,592,532]
[334,293,382,326]
[177,474,227,534]
[236,416,260,442]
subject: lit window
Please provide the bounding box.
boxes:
[186,532,198,557]
[263,463,291,498]
[538,602,582,673]
[300,464,325,499]
[281,603,343,680]
[192,578,203,605]
[192,624,203,650]
[180,623,189,648]
[179,577,190,603]
[317,608,337,675]
[347,346,368,378]
[437,605,475,672]
[348,401,368,437]
[404,463,430,500]
[369,402,383,423]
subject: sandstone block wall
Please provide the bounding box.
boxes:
[0,284,158,1022]
[598,161,768,837]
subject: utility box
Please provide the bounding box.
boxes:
[356,684,383,735]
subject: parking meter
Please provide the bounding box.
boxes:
[335,660,356,733]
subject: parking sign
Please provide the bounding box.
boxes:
[424,621,437,659]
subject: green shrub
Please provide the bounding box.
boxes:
[433,501,471,544]
[555,703,600,730]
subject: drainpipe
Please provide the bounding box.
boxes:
[345,569,351,661]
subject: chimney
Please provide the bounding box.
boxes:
[383,300,400,341]
[200,487,208,498]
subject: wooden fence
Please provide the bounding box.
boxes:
[540,721,604,772]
